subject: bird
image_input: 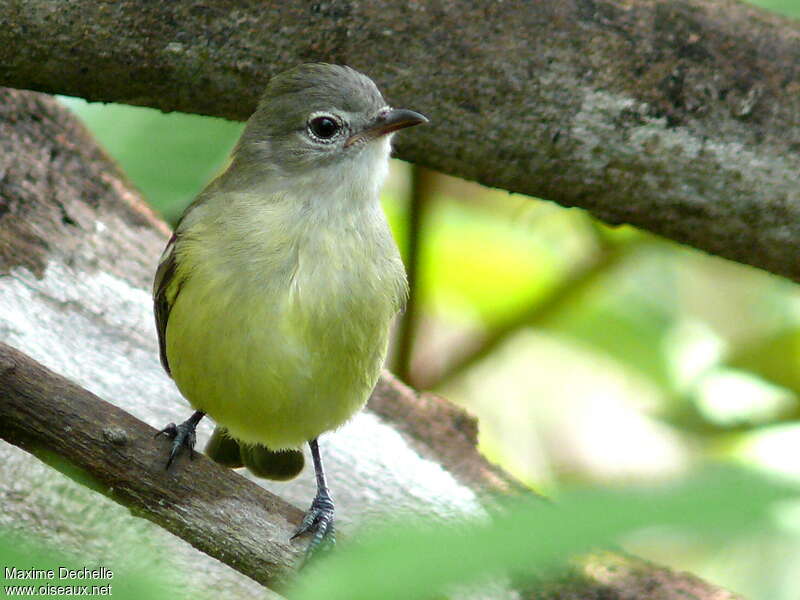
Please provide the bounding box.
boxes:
[152,63,427,555]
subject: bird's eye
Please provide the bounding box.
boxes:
[308,115,341,141]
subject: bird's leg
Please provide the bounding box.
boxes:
[155,410,205,469]
[292,437,335,557]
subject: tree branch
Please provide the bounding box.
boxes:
[0,343,304,592]
[2,1,800,281]
[369,371,530,500]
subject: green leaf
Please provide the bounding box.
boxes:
[291,466,793,600]
[728,327,800,399]
[0,529,166,599]
[58,97,243,224]
[746,0,800,18]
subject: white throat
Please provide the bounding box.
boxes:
[293,136,393,215]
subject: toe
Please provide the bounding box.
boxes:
[155,423,177,439]
[292,495,336,561]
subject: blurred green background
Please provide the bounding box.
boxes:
[50,1,800,597]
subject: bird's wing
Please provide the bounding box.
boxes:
[153,232,180,375]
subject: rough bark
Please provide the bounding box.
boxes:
[0,343,304,590]
[0,88,743,598]
[2,0,800,282]
[535,551,743,600]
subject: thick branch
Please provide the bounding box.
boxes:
[369,372,529,499]
[2,1,800,281]
[0,342,304,591]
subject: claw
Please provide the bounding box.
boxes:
[155,411,204,470]
[154,423,176,439]
[292,489,336,560]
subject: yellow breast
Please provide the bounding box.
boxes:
[165,193,406,449]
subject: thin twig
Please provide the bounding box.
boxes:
[416,238,639,390]
[393,165,434,382]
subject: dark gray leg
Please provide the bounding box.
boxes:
[292,438,335,556]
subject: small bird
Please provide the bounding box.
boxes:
[153,63,427,554]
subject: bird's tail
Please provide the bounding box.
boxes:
[205,426,305,481]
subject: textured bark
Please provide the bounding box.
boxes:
[2,0,800,282]
[536,551,742,600]
[0,343,304,590]
[0,87,743,599]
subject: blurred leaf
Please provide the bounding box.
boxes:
[543,249,679,391]
[0,529,166,599]
[420,199,590,327]
[746,0,800,18]
[693,368,795,426]
[291,466,793,600]
[58,97,243,223]
[729,328,800,398]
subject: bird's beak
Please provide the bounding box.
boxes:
[345,108,428,147]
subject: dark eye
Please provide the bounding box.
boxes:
[308,115,340,140]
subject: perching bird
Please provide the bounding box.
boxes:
[153,63,427,553]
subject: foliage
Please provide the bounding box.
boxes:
[290,467,793,599]
[0,530,165,599]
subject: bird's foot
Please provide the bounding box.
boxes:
[155,411,204,469]
[292,489,336,559]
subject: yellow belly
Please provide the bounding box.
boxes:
[165,259,393,449]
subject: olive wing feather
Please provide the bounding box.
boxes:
[153,233,180,375]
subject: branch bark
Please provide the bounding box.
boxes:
[2,0,800,281]
[0,342,304,591]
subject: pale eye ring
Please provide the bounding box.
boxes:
[307,113,343,142]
